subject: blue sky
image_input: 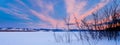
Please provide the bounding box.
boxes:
[0,0,112,29]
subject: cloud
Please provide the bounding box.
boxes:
[30,9,56,26]
[30,9,66,28]
[34,0,55,13]
[82,0,112,25]
[79,0,110,20]
[29,0,66,28]
[65,0,87,23]
[65,0,110,26]
[0,7,30,20]
[0,0,67,28]
[0,0,33,20]
[0,0,111,29]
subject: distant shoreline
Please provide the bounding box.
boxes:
[0,30,120,32]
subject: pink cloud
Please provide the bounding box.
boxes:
[64,0,111,30]
[65,0,87,23]
[28,0,66,28]
[65,0,110,26]
[0,0,66,28]
[35,0,54,13]
[30,9,65,28]
[0,0,112,29]
[30,9,56,24]
[78,0,110,21]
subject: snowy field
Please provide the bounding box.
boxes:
[0,32,120,45]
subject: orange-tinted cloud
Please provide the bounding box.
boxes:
[65,0,110,26]
[79,0,110,21]
[0,0,111,29]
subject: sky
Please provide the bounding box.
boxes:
[0,0,113,29]
[0,0,120,45]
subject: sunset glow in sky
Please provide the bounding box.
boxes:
[0,0,113,29]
